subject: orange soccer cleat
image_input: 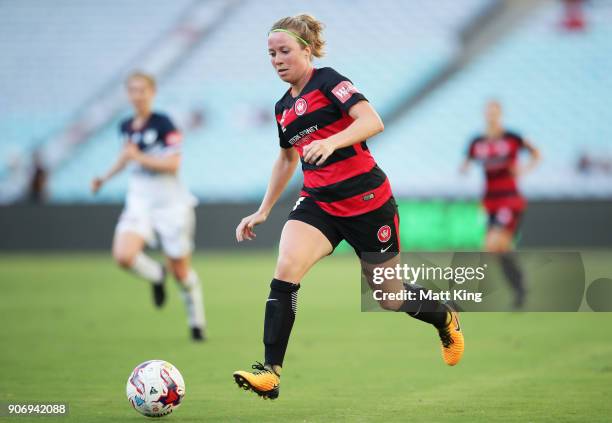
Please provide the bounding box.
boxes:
[437,305,465,366]
[233,362,280,400]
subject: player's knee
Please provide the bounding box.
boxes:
[274,253,308,282]
[377,297,403,311]
[497,244,511,254]
[113,250,135,269]
[485,237,501,253]
[170,265,189,282]
[488,239,510,253]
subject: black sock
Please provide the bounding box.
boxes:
[500,254,525,297]
[399,283,449,329]
[263,278,299,367]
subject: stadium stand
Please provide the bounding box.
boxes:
[0,0,193,177]
[47,0,491,202]
[374,0,612,199]
[14,1,604,203]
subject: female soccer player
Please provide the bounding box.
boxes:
[232,15,464,400]
[91,72,206,341]
[461,100,541,308]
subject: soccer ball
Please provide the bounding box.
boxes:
[126,360,185,417]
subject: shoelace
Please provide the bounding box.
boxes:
[251,362,274,375]
[438,326,453,348]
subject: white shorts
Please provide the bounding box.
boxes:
[115,202,196,259]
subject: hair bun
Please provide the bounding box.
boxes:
[270,14,326,58]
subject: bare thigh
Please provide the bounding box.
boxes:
[112,231,146,268]
[274,220,334,283]
[485,227,513,253]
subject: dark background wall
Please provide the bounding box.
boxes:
[518,200,612,247]
[0,201,611,251]
[0,202,292,251]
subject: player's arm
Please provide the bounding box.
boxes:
[258,148,300,218]
[460,137,479,175]
[459,158,473,174]
[303,101,384,166]
[124,142,181,173]
[91,148,130,194]
[517,139,541,176]
[236,147,299,242]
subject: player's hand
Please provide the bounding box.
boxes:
[91,177,104,194]
[236,210,268,242]
[303,139,334,166]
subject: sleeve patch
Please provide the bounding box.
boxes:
[331,80,360,104]
[166,131,182,146]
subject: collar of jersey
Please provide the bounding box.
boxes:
[288,67,317,100]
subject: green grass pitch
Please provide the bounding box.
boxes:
[1,252,611,422]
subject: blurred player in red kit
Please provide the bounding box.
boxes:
[461,100,541,308]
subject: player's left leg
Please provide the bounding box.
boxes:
[360,254,464,366]
[342,197,464,365]
[486,208,525,309]
[113,209,166,308]
[156,206,206,341]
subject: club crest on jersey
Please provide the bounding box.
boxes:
[143,129,158,145]
[294,98,308,116]
[377,225,391,243]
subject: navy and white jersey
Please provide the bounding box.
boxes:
[119,112,196,208]
[120,112,182,175]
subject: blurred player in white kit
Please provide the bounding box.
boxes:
[91,72,206,341]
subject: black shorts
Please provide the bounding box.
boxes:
[287,196,400,264]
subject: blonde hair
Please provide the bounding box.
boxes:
[270,14,326,58]
[126,71,156,90]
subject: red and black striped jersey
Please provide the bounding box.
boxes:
[467,131,526,211]
[275,67,392,217]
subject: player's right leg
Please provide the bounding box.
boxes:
[155,205,206,341]
[167,255,206,342]
[113,214,166,307]
[233,211,337,400]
